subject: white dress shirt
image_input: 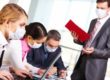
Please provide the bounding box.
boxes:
[0,31,8,55]
[90,15,110,45]
[0,31,9,70]
[2,40,39,73]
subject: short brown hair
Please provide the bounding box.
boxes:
[0,3,28,24]
[47,30,61,41]
[97,0,110,7]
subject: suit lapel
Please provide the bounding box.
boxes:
[88,19,97,33]
[84,19,97,45]
[91,18,110,45]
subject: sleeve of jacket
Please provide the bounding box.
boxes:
[54,47,66,70]
[27,48,36,66]
[54,57,66,70]
[91,30,110,59]
[92,47,110,59]
[8,40,25,69]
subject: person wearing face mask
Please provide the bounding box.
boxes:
[9,26,26,40]
[0,3,28,80]
[2,22,47,80]
[27,30,67,79]
[71,0,110,80]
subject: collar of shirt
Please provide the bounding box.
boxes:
[21,38,30,61]
[90,14,110,46]
[21,38,30,52]
[0,31,8,46]
[97,14,110,27]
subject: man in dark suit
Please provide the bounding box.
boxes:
[71,0,110,80]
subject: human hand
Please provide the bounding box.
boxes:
[82,47,94,55]
[0,70,14,80]
[14,69,32,79]
[37,69,45,76]
[46,67,57,78]
[58,70,67,79]
[24,65,31,72]
[71,31,78,41]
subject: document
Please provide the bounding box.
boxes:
[65,20,90,42]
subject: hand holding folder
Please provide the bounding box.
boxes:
[65,20,90,42]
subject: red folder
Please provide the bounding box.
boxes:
[65,20,90,42]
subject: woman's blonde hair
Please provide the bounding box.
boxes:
[0,3,28,24]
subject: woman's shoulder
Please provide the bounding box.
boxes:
[8,40,22,49]
[9,40,21,44]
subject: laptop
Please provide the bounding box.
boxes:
[32,52,61,80]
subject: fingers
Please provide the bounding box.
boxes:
[3,75,12,80]
[20,71,32,78]
[0,76,8,80]
[59,73,65,79]
[0,71,14,80]
[58,70,67,79]
[15,69,32,78]
[48,67,57,75]
[8,72,14,80]
[71,31,78,40]
[46,73,51,78]
[37,69,45,76]
[82,47,94,54]
[27,73,33,79]
[17,72,32,79]
[18,73,27,78]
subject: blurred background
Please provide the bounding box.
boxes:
[0,0,110,80]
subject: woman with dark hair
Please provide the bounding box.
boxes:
[2,22,47,79]
[27,30,66,79]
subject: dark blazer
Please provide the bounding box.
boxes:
[27,44,66,70]
[71,18,110,80]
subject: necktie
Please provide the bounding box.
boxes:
[85,21,101,47]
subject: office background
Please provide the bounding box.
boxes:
[0,0,110,80]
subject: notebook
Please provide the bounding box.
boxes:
[65,20,90,42]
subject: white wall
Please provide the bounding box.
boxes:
[1,0,110,79]
[28,0,97,50]
[0,0,9,10]
[0,0,31,16]
[29,0,110,80]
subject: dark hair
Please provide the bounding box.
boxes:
[97,0,110,7]
[47,30,61,41]
[25,22,47,40]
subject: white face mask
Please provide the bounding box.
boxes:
[9,27,25,40]
[46,45,58,52]
[96,9,108,19]
[28,43,42,48]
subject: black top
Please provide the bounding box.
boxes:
[27,44,66,70]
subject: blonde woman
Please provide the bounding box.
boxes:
[0,3,28,80]
[4,22,47,80]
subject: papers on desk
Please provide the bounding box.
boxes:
[65,20,90,42]
[32,73,65,80]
